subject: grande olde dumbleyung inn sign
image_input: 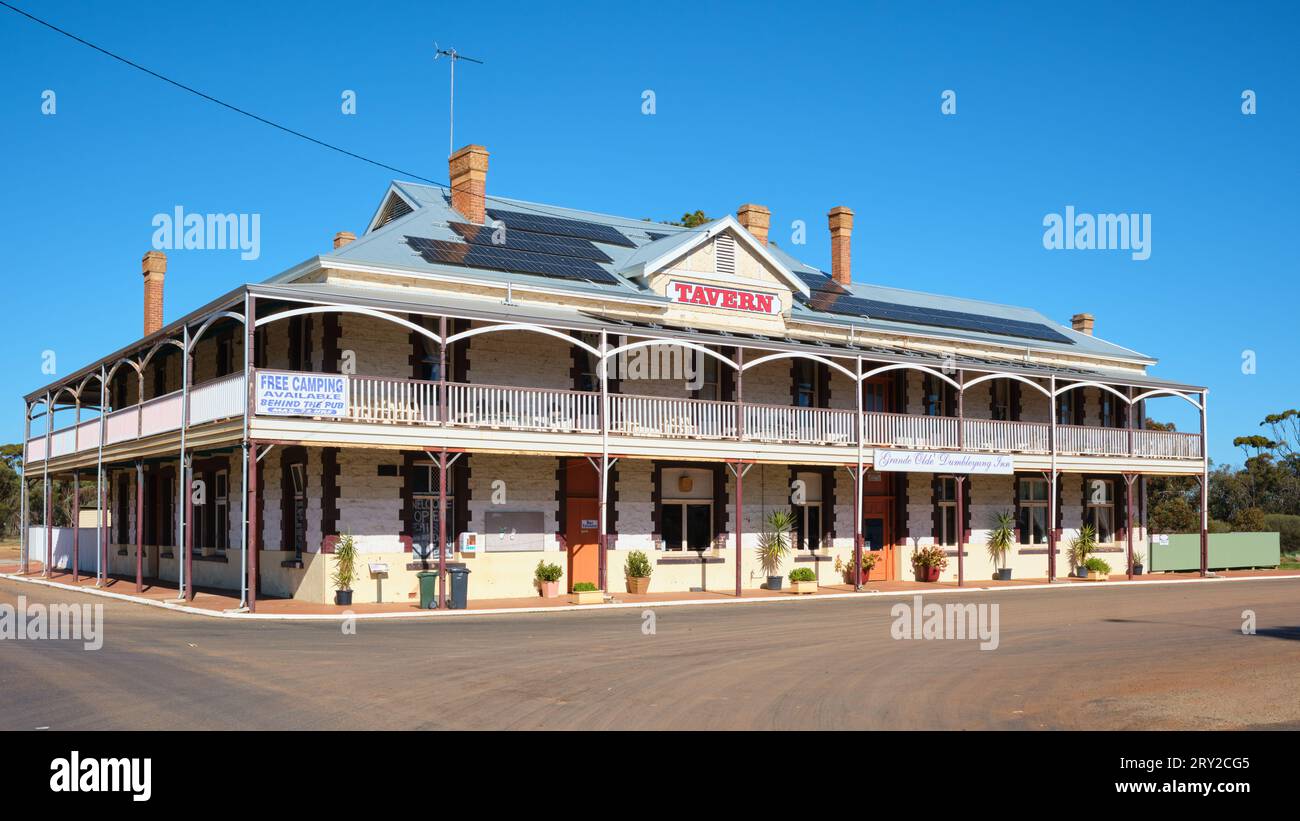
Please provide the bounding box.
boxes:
[256,371,349,417]
[668,280,782,315]
[874,449,1014,474]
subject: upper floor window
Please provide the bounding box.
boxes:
[696,354,720,401]
[575,332,600,392]
[991,381,1013,421]
[216,334,234,378]
[793,360,821,408]
[1057,389,1081,425]
[862,378,890,413]
[923,375,955,417]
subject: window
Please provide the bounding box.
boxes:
[923,375,954,417]
[574,332,600,392]
[791,472,824,551]
[1018,478,1049,545]
[659,468,713,551]
[289,463,307,558]
[115,475,130,544]
[714,233,737,275]
[1057,390,1080,425]
[1085,478,1115,543]
[696,354,720,401]
[416,332,441,382]
[213,470,228,552]
[862,379,890,413]
[991,381,1013,422]
[935,477,958,547]
[1099,393,1118,428]
[794,360,818,408]
[289,316,312,371]
[411,462,457,560]
[216,334,234,378]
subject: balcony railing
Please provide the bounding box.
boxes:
[25,370,1205,464]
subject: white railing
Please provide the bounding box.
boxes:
[49,427,76,458]
[1133,429,1202,459]
[1057,424,1130,457]
[963,418,1051,454]
[350,375,438,424]
[448,383,600,432]
[610,394,735,439]
[743,403,855,445]
[189,373,246,425]
[140,391,184,438]
[75,418,101,452]
[105,406,140,445]
[863,411,960,449]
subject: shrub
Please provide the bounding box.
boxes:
[1231,506,1268,532]
[1209,519,1232,534]
[624,550,652,579]
[1083,556,1111,574]
[1069,524,1098,568]
[985,510,1016,568]
[788,567,817,582]
[534,560,563,583]
[756,510,795,576]
[910,544,948,572]
[573,581,599,592]
[330,533,357,592]
[1263,513,1300,554]
[834,551,878,576]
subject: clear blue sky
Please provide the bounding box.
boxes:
[1,0,1296,466]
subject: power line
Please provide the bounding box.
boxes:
[0,1,717,236]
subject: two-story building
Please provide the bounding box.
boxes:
[20,144,1209,610]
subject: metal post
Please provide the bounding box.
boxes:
[1124,473,1137,581]
[1200,389,1209,577]
[97,364,106,585]
[43,391,51,578]
[734,460,743,597]
[177,324,190,600]
[955,474,965,587]
[247,444,259,612]
[72,470,80,583]
[437,447,448,607]
[735,348,744,439]
[185,454,195,601]
[135,459,144,592]
[956,369,965,450]
[438,315,448,424]
[853,356,864,590]
[1048,375,1057,582]
[241,291,254,608]
[20,401,31,574]
[598,329,609,592]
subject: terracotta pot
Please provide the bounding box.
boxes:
[539,580,559,598]
[626,576,650,595]
[915,566,940,583]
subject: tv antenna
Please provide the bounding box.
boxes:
[434,43,484,158]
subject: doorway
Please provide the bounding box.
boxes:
[563,459,602,590]
[862,497,896,581]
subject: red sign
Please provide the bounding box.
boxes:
[668,280,781,315]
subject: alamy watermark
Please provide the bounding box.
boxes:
[50,751,151,801]
[1042,206,1150,261]
[151,206,261,260]
[1,595,103,650]
[890,595,1000,650]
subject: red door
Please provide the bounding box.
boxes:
[566,498,600,591]
[862,497,896,581]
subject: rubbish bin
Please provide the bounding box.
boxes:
[417,571,440,610]
[447,566,471,610]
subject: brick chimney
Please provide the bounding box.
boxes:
[1071,312,1095,335]
[736,203,770,246]
[828,206,854,287]
[142,250,166,336]
[333,231,356,249]
[449,144,489,224]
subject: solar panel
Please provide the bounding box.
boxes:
[404,236,621,285]
[797,276,1073,344]
[449,222,614,262]
[486,208,636,248]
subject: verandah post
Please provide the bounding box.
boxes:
[185,453,195,601]
[1199,389,1209,577]
[43,390,51,578]
[20,401,31,574]
[1047,374,1057,582]
[72,470,80,583]
[135,459,144,592]
[853,356,864,591]
[954,474,965,587]
[438,447,448,607]
[734,460,743,598]
[1124,473,1137,580]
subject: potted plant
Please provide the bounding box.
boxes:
[910,544,948,582]
[986,510,1016,581]
[572,581,603,605]
[331,533,357,606]
[788,566,818,594]
[1083,556,1111,581]
[624,550,652,594]
[1131,549,1145,576]
[756,510,795,590]
[835,551,879,584]
[535,560,562,598]
[1070,524,1098,578]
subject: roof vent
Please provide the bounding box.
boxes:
[374,192,414,230]
[715,233,737,276]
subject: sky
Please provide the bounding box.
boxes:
[0,0,1296,466]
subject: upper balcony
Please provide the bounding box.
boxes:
[25,368,1201,468]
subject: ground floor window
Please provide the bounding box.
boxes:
[791,471,824,551]
[411,462,457,558]
[1086,478,1116,543]
[213,469,228,552]
[1018,477,1049,545]
[661,502,712,551]
[934,476,957,547]
[288,462,307,558]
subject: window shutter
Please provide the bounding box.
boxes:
[714,233,737,276]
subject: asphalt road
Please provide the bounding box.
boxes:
[1,576,1297,730]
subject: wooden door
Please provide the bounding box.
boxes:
[862,497,896,581]
[566,498,601,590]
